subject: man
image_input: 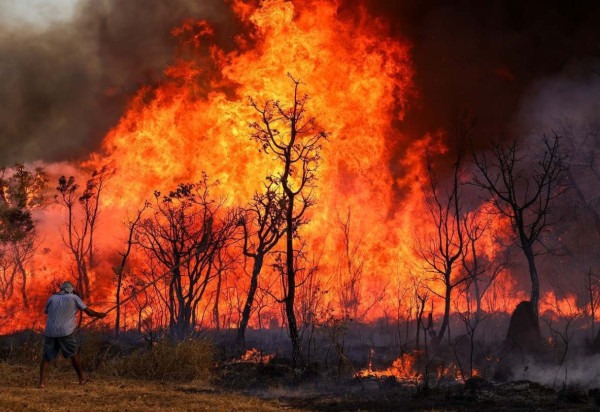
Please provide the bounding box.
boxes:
[39,281,106,388]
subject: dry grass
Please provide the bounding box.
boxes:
[1,332,216,383]
[0,362,304,412]
[106,339,215,381]
[0,334,304,411]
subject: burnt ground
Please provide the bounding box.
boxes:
[215,360,600,411]
[3,360,599,412]
[5,321,600,411]
[275,379,599,411]
[269,380,600,411]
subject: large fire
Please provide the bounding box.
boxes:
[0,0,571,336]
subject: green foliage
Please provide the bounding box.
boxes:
[0,163,48,242]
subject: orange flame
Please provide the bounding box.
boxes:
[0,0,541,333]
[235,348,275,364]
[356,352,422,382]
[86,0,418,321]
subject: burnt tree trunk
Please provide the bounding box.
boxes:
[523,244,539,319]
[213,270,222,331]
[517,213,540,317]
[285,196,302,368]
[237,255,264,348]
[434,276,453,345]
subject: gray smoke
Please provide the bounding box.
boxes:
[515,60,600,297]
[362,1,600,145]
[0,0,234,165]
[517,61,600,136]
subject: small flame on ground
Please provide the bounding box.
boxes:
[355,352,422,383]
[356,351,481,383]
[235,348,275,364]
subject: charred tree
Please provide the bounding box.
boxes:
[461,212,509,327]
[236,180,285,348]
[56,166,113,300]
[473,135,565,318]
[113,203,148,336]
[134,178,236,340]
[249,75,328,368]
[418,122,470,346]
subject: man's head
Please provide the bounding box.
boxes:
[60,281,75,294]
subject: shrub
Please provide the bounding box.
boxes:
[110,338,215,382]
[0,330,43,365]
[77,330,118,371]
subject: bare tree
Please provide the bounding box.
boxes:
[134,178,236,340]
[473,135,565,317]
[236,180,285,347]
[249,75,328,367]
[211,248,237,331]
[113,203,148,336]
[540,288,582,388]
[453,293,479,380]
[415,288,429,352]
[418,134,468,346]
[461,211,510,326]
[56,166,113,299]
[335,208,365,320]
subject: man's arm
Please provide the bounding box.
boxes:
[83,307,107,318]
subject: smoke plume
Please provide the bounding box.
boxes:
[0,0,234,165]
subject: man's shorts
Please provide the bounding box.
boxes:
[42,334,78,361]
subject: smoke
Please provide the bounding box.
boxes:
[517,61,600,135]
[360,1,600,144]
[511,354,600,388]
[514,60,600,297]
[0,0,235,165]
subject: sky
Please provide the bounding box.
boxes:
[0,0,599,165]
[0,0,80,29]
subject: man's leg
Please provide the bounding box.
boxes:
[39,359,50,388]
[70,354,88,384]
[59,334,88,384]
[40,336,58,388]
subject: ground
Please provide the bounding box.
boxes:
[0,363,300,412]
[3,361,600,412]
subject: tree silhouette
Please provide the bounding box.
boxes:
[56,166,113,300]
[473,135,565,318]
[237,179,286,348]
[134,177,236,340]
[249,75,328,368]
[418,136,467,346]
